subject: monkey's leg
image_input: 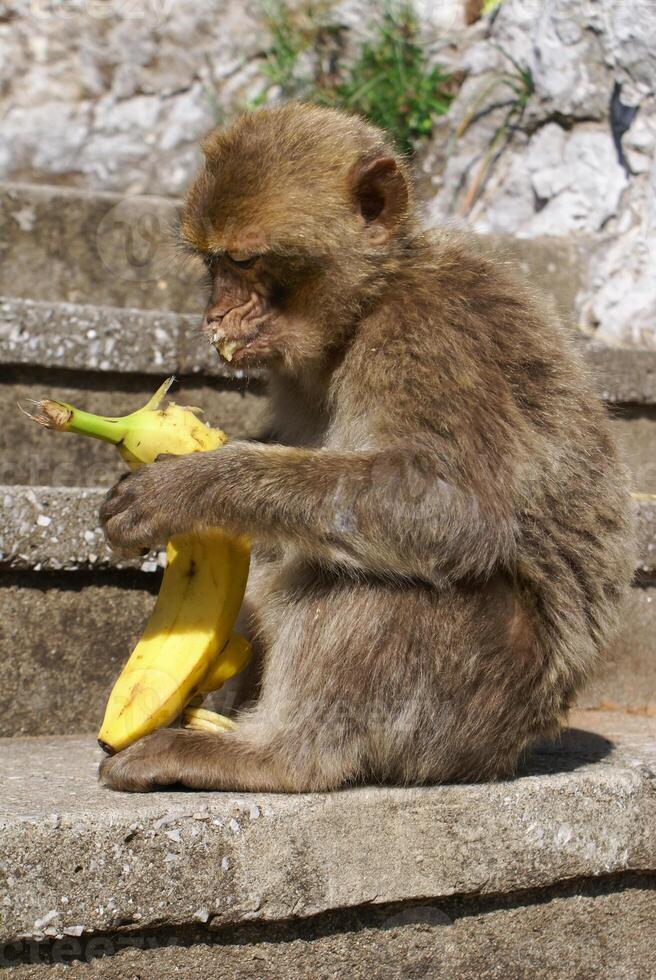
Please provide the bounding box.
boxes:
[99,567,551,793]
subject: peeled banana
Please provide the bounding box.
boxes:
[23,379,251,752]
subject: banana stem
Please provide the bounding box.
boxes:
[19,376,175,447]
[21,400,130,445]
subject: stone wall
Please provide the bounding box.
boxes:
[422,0,656,348]
[0,0,263,195]
[0,0,654,346]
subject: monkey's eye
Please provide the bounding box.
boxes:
[227,253,260,270]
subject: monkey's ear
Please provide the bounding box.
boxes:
[351,156,409,245]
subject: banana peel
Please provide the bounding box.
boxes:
[22,378,251,752]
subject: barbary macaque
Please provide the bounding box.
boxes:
[99,104,635,792]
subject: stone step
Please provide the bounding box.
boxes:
[6,485,655,576]
[0,182,205,314]
[4,296,656,395]
[0,181,585,320]
[2,297,656,493]
[0,710,654,976]
[0,296,223,378]
[0,486,654,737]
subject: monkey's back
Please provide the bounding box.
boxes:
[338,230,636,733]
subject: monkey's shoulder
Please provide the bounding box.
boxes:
[334,235,596,446]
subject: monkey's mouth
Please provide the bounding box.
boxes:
[211,323,266,363]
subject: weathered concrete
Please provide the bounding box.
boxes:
[1,297,179,375]
[582,338,656,405]
[0,183,590,322]
[0,711,654,947]
[0,377,269,488]
[0,486,145,572]
[1,578,654,737]
[3,880,655,977]
[0,296,269,379]
[1,374,652,494]
[0,575,157,737]
[1,573,652,739]
[0,183,205,313]
[611,408,656,495]
[477,233,587,326]
[6,486,655,576]
[634,494,656,577]
[578,585,656,715]
[5,299,656,409]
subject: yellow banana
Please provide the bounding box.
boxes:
[183,707,238,734]
[23,379,251,752]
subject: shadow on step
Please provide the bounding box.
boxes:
[519,727,613,777]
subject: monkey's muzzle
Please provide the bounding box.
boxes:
[210,324,266,363]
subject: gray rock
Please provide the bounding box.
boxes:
[426,0,656,349]
[0,0,262,195]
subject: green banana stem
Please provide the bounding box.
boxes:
[19,377,174,446]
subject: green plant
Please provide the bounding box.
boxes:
[456,46,534,214]
[251,1,347,104]
[251,0,453,155]
[331,2,452,154]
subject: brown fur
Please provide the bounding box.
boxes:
[99,104,636,793]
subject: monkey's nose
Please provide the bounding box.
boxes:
[203,312,223,331]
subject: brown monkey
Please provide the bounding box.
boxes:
[99,104,635,793]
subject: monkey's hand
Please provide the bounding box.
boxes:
[100,455,202,556]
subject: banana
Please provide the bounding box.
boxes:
[182,707,238,734]
[22,379,251,753]
[22,377,227,465]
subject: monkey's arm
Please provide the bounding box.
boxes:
[101,441,517,581]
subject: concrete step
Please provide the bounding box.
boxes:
[1,181,585,320]
[0,710,654,976]
[2,296,656,493]
[0,182,205,314]
[3,296,656,394]
[8,485,653,577]
[0,486,655,737]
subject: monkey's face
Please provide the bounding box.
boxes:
[179,105,413,373]
[193,249,330,371]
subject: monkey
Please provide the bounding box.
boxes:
[98,103,636,793]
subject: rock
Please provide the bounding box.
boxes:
[525,126,628,236]
[425,0,656,348]
[0,0,262,194]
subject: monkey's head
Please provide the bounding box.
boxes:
[180,103,415,372]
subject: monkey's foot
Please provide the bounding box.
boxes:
[99,729,222,793]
